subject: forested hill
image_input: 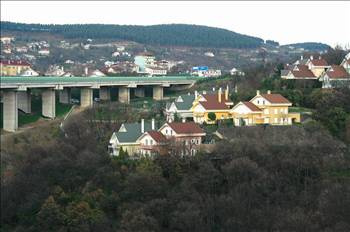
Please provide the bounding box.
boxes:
[281,42,331,51]
[1,21,264,49]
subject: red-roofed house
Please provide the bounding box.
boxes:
[230,90,300,125]
[306,56,330,77]
[137,131,168,155]
[191,86,234,124]
[159,122,206,155]
[285,65,317,79]
[319,65,350,88]
[0,60,31,76]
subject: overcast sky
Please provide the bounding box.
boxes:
[1,1,349,48]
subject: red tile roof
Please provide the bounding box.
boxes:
[310,58,328,66]
[291,65,316,78]
[168,122,205,134]
[137,52,154,57]
[260,94,291,104]
[147,131,167,143]
[0,60,31,66]
[326,65,350,79]
[242,102,262,111]
[199,93,232,110]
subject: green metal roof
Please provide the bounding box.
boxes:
[174,94,196,111]
[115,121,159,144]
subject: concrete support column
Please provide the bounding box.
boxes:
[153,86,164,100]
[118,87,130,104]
[134,88,145,98]
[99,87,111,101]
[3,91,18,132]
[80,88,93,108]
[59,88,71,104]
[17,90,31,113]
[42,89,56,119]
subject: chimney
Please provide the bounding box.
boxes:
[300,55,303,60]
[256,90,260,95]
[267,90,271,94]
[141,119,144,133]
[212,87,215,92]
[84,67,88,76]
[319,56,321,60]
[203,90,206,94]
[187,92,190,95]
[218,88,222,103]
[151,118,155,130]
[195,90,198,99]
[182,118,186,123]
[234,85,238,93]
[310,55,314,60]
[225,85,229,100]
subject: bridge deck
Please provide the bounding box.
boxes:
[0,76,200,89]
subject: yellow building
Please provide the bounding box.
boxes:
[230,90,300,126]
[0,60,31,76]
[191,87,234,124]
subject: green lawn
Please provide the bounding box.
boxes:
[289,106,313,113]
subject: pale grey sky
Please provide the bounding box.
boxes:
[1,1,349,48]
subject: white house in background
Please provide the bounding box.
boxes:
[38,49,50,56]
[116,46,125,52]
[45,65,65,76]
[0,36,15,44]
[65,60,74,64]
[134,52,156,73]
[15,46,28,53]
[112,51,120,57]
[206,69,222,77]
[204,52,215,57]
[20,67,39,77]
[84,67,106,77]
[145,66,167,76]
[61,72,74,77]
[230,68,245,76]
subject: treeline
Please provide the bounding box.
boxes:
[1,115,349,231]
[1,21,264,48]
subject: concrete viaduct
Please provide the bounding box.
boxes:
[0,76,198,132]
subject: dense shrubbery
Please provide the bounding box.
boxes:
[1,115,350,231]
[2,22,263,49]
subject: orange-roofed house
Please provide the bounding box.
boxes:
[230,90,300,126]
[190,86,234,124]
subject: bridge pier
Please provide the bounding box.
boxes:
[42,89,56,119]
[119,87,130,104]
[59,88,71,104]
[2,91,18,132]
[80,88,93,108]
[135,88,145,98]
[18,90,31,114]
[99,87,111,101]
[153,86,164,100]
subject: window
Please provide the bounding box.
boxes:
[196,139,200,145]
[257,100,259,104]
[170,130,173,135]
[191,139,195,144]
[263,100,265,105]
[285,108,288,114]
[145,139,148,145]
[165,129,168,135]
[274,109,278,114]
[264,109,269,114]
[150,140,153,145]
[274,118,278,123]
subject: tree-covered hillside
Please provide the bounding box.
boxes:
[282,42,331,51]
[1,21,264,49]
